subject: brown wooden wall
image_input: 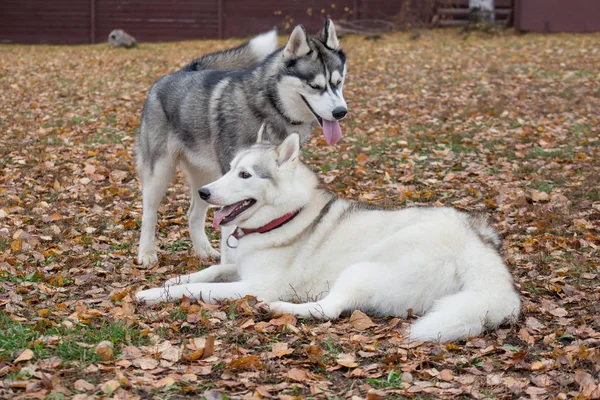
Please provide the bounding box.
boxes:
[515,0,600,33]
[0,0,93,44]
[0,0,423,45]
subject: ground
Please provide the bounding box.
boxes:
[0,29,599,399]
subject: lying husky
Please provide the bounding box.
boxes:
[136,20,348,266]
[136,132,521,342]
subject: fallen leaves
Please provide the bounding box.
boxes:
[1,29,599,399]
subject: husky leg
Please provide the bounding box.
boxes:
[180,161,221,260]
[137,157,176,266]
[164,263,238,286]
[269,262,383,319]
[136,281,251,305]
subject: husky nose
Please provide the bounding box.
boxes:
[198,188,211,200]
[332,107,347,120]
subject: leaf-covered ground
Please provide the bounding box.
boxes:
[1,29,599,399]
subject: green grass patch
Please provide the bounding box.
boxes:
[366,369,404,389]
[0,313,149,363]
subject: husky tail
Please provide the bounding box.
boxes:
[410,217,521,342]
[183,29,278,72]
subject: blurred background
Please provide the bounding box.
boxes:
[1,0,599,45]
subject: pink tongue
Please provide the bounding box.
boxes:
[212,202,241,230]
[322,119,342,145]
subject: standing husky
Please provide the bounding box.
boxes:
[136,133,521,342]
[136,20,348,266]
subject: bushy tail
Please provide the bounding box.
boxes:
[183,29,278,72]
[410,247,521,342]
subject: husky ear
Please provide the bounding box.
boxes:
[283,25,311,59]
[318,19,339,50]
[256,123,266,144]
[276,133,300,167]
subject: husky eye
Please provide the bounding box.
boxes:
[238,171,252,179]
[332,79,342,88]
[308,83,322,90]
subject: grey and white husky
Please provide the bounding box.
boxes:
[136,132,521,342]
[136,20,348,266]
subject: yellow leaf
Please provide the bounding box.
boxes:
[38,308,50,317]
[11,239,22,252]
[229,355,262,371]
[531,361,545,371]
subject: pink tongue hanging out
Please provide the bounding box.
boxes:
[212,201,243,230]
[322,119,342,145]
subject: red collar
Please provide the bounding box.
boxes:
[232,209,302,240]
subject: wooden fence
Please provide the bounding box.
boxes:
[0,0,416,44]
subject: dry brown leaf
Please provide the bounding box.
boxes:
[305,345,325,361]
[531,361,545,371]
[272,342,294,357]
[269,314,297,327]
[357,153,369,165]
[203,335,215,359]
[229,355,262,371]
[439,369,453,381]
[161,346,180,363]
[153,376,176,388]
[337,353,358,368]
[73,379,95,392]
[133,357,159,370]
[95,340,114,361]
[348,310,376,330]
[288,367,309,382]
[14,349,34,363]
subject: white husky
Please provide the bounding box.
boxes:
[136,132,521,342]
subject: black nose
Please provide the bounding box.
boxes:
[198,188,210,200]
[332,107,347,120]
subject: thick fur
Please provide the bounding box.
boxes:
[136,134,521,342]
[136,21,348,266]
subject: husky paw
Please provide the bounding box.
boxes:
[163,275,190,287]
[137,249,158,266]
[135,288,165,305]
[195,245,220,260]
[268,301,298,316]
[269,301,332,319]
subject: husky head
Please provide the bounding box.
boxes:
[199,133,316,230]
[278,20,347,145]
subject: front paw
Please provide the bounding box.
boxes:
[164,275,189,287]
[268,301,296,315]
[137,249,158,266]
[195,245,220,260]
[136,288,166,305]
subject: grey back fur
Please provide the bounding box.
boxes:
[137,22,346,174]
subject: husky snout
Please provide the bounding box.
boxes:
[332,107,347,120]
[198,187,211,200]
